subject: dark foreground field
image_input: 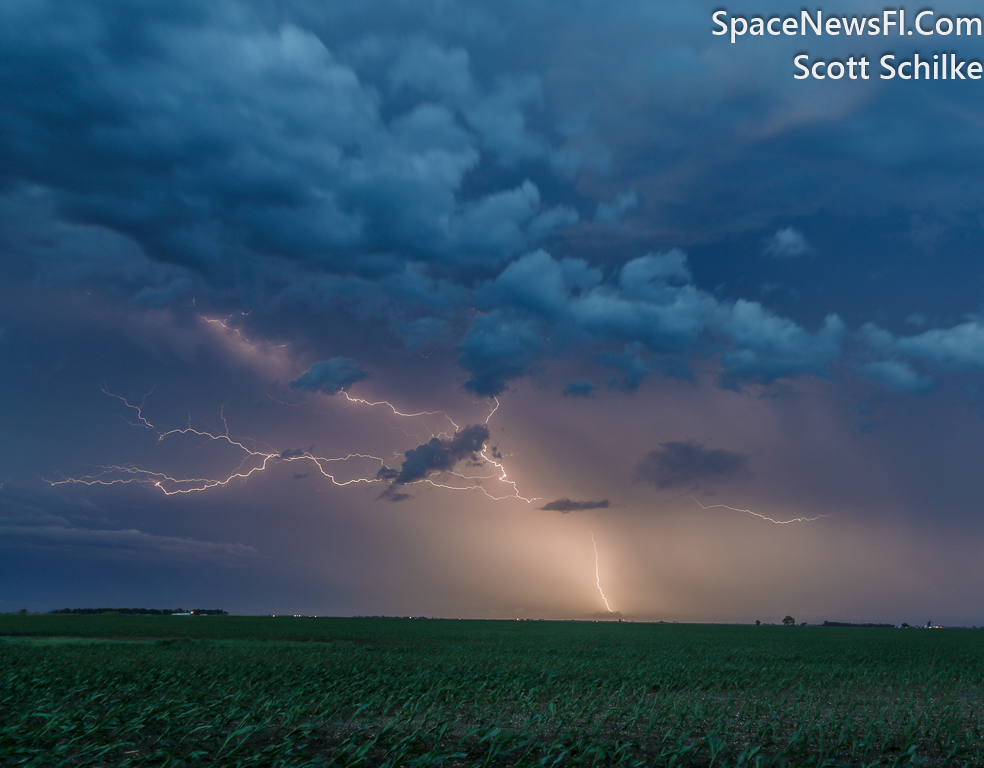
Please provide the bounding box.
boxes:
[2,616,984,767]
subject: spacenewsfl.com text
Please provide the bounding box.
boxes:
[712,9,984,80]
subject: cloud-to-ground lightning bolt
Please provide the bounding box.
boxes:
[53,388,537,502]
[689,496,830,524]
[591,531,613,612]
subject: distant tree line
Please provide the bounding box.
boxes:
[46,608,228,615]
[821,621,894,628]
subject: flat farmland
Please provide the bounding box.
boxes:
[2,615,984,767]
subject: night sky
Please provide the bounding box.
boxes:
[5,1,984,624]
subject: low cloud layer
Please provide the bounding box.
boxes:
[0,489,255,562]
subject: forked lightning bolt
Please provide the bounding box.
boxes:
[689,496,830,524]
[591,531,613,612]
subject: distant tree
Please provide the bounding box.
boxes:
[755,619,761,626]
[18,608,26,615]
[782,615,795,626]
[800,622,807,627]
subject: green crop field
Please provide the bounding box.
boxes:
[2,615,984,767]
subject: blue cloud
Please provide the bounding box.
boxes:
[860,361,933,393]
[765,227,810,258]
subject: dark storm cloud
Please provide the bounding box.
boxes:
[539,498,609,512]
[290,358,369,395]
[716,307,844,386]
[461,249,845,393]
[0,0,578,282]
[862,322,984,373]
[594,191,638,226]
[633,442,749,491]
[4,0,978,401]
[456,313,543,396]
[2,2,983,447]
[378,424,490,489]
[855,321,984,392]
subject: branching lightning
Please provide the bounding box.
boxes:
[404,398,536,502]
[485,397,499,424]
[52,388,536,503]
[341,391,459,438]
[591,530,613,612]
[199,313,289,348]
[689,496,830,524]
[103,385,155,429]
[416,475,537,502]
[200,314,245,338]
[54,391,386,494]
[424,398,537,502]
[463,397,537,503]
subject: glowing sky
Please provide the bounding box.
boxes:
[4,1,984,624]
